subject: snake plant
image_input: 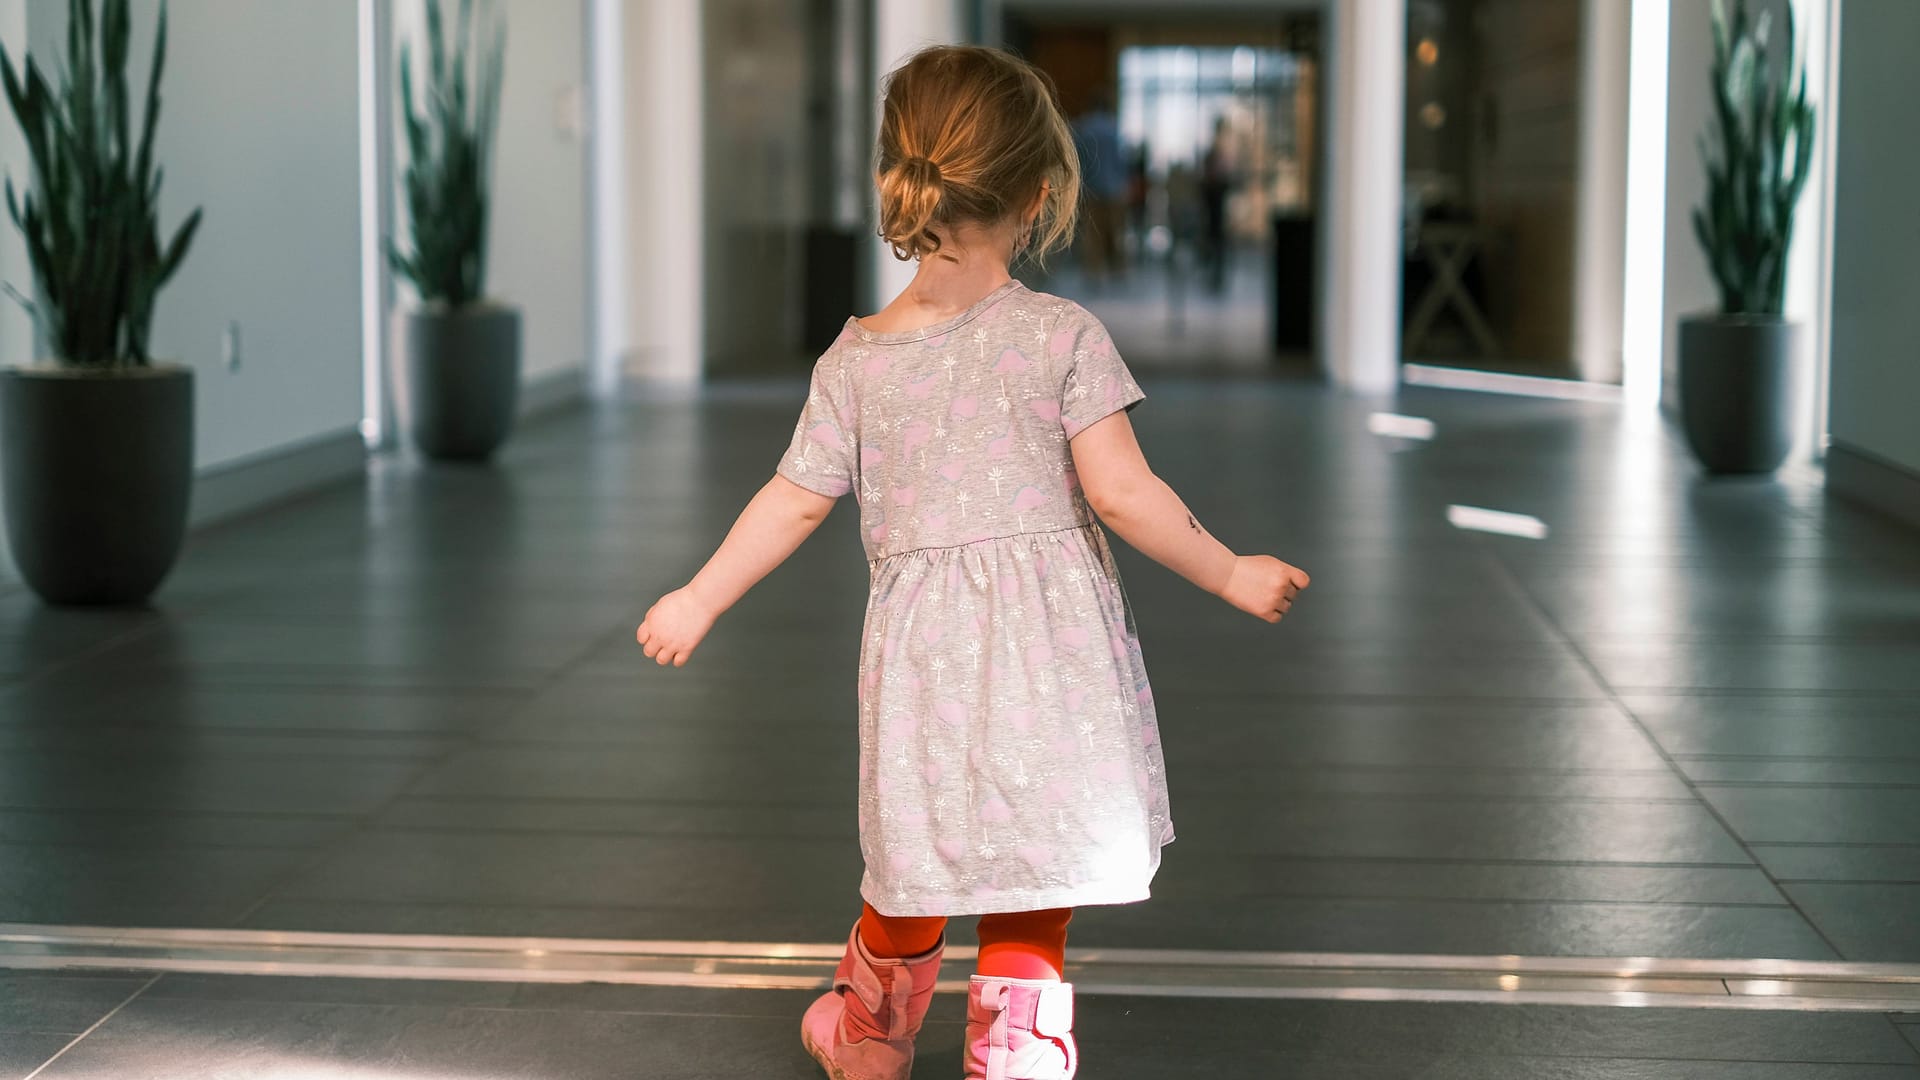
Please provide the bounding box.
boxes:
[390,0,505,309]
[0,0,202,369]
[1693,0,1816,318]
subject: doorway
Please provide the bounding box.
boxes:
[1005,11,1322,373]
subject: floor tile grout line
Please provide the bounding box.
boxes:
[225,584,655,933]
[1474,542,1858,963]
[20,972,161,1080]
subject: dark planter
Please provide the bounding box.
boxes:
[393,303,522,461]
[1,365,194,606]
[1678,315,1799,475]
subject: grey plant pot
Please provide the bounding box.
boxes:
[1,365,194,606]
[1677,315,1799,475]
[393,303,522,461]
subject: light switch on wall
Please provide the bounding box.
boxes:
[223,320,242,372]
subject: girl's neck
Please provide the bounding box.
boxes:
[860,228,1016,335]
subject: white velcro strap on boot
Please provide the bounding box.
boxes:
[1030,982,1074,1039]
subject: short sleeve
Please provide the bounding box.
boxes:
[776,359,856,498]
[1055,309,1145,438]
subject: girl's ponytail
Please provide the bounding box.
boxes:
[878,155,946,262]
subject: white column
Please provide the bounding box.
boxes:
[618,0,703,383]
[1783,0,1837,460]
[1320,0,1406,396]
[587,0,626,397]
[1621,0,1671,412]
[871,0,965,311]
[1572,0,1631,387]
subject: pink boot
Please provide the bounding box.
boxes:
[964,975,1077,1079]
[800,924,944,1080]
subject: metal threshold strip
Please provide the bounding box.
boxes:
[3,924,1918,1013]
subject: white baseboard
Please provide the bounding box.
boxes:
[1827,441,1920,532]
[190,428,368,529]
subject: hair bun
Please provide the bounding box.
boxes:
[898,155,942,185]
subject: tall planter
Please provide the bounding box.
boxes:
[1679,0,1816,476]
[0,0,203,606]
[393,303,521,460]
[1,367,193,605]
[1678,316,1797,475]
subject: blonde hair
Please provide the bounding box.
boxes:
[875,45,1081,264]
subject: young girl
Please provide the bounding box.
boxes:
[637,45,1308,1080]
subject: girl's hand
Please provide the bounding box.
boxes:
[636,587,718,667]
[1220,555,1310,623]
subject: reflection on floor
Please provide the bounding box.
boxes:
[2,379,1918,1076]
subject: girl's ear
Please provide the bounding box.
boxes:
[1024,179,1051,224]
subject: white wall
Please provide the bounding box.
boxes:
[391,0,589,387]
[614,0,702,382]
[4,0,364,476]
[1827,0,1920,476]
[1658,0,1716,411]
[488,0,588,384]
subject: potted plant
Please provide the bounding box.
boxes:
[388,0,518,461]
[0,0,202,606]
[1679,0,1816,475]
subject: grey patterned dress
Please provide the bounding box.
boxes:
[776,280,1173,917]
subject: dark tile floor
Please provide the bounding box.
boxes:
[2,378,1918,1074]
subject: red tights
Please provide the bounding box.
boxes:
[860,902,1072,980]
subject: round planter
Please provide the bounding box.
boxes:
[1,365,194,606]
[393,303,522,461]
[1677,315,1799,475]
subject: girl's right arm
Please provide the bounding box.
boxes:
[1070,410,1308,623]
[637,475,837,666]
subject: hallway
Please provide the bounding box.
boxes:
[2,381,1918,1075]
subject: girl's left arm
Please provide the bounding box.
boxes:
[636,474,838,666]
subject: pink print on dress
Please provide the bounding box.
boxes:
[904,373,940,399]
[1054,626,1091,654]
[1011,486,1047,513]
[1004,706,1038,732]
[892,487,918,507]
[922,511,949,532]
[861,445,885,469]
[951,395,979,420]
[978,796,1015,823]
[1061,415,1086,438]
[993,348,1030,374]
[924,761,943,786]
[1048,329,1077,357]
[887,715,919,740]
[921,623,946,646]
[934,700,968,727]
[926,332,951,348]
[1025,642,1054,667]
[986,431,1015,457]
[901,419,933,459]
[864,352,894,376]
[1064,686,1090,714]
[935,838,966,862]
[937,459,966,482]
[1028,399,1062,423]
[809,423,844,451]
[869,522,889,544]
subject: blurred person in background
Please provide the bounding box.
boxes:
[1198,115,1234,292]
[1072,87,1127,287]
